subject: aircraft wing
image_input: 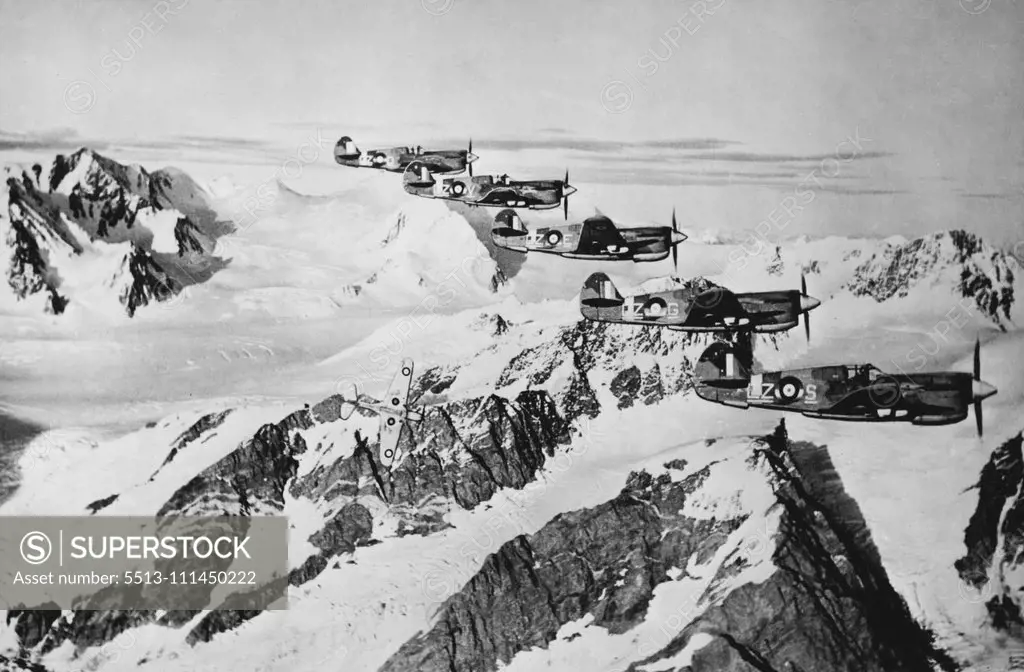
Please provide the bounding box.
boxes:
[379,415,403,467]
[576,218,629,255]
[385,358,414,409]
[378,358,415,468]
[684,287,748,327]
[816,378,903,418]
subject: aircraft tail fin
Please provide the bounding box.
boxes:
[580,272,624,308]
[694,341,752,390]
[403,160,436,189]
[335,135,360,161]
[492,209,529,238]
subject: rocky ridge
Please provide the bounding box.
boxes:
[377,422,957,672]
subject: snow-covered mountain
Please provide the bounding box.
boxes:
[1,150,512,322]
[2,151,1023,671]
[2,248,1023,671]
[846,230,1017,330]
[1,148,229,318]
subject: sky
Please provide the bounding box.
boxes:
[1,0,1022,243]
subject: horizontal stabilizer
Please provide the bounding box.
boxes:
[492,209,529,237]
[580,272,623,308]
[403,160,436,188]
[335,136,360,160]
[695,342,752,386]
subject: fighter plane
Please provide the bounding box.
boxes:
[403,161,577,219]
[491,208,688,264]
[338,358,424,469]
[579,272,821,337]
[334,136,478,175]
[693,338,998,435]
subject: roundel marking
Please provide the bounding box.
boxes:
[776,377,803,402]
[642,298,668,317]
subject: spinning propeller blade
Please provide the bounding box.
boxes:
[802,274,811,342]
[974,337,980,381]
[468,138,474,177]
[969,337,998,436]
[563,169,571,220]
[672,208,679,276]
[974,338,983,437]
[975,396,984,437]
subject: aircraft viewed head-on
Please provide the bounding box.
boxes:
[337,358,424,470]
[334,136,477,175]
[693,338,998,435]
[403,162,577,219]
[491,207,689,267]
[579,271,820,337]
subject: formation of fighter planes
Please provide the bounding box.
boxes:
[333,136,999,469]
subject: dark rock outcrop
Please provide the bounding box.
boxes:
[956,430,1024,638]
[150,409,235,479]
[158,408,312,518]
[292,390,570,519]
[846,230,1016,329]
[378,422,956,672]
[7,387,572,660]
[3,148,232,317]
[495,318,708,423]
[112,244,176,318]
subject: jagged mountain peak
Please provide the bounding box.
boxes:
[376,422,956,672]
[845,228,1018,328]
[173,216,211,256]
[52,147,150,199]
[107,242,174,317]
[1,149,233,317]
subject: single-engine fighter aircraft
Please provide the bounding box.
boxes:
[334,136,478,175]
[693,339,998,435]
[338,358,424,469]
[491,208,688,264]
[403,161,577,219]
[579,273,821,337]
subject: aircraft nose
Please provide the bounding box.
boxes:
[972,379,997,401]
[563,185,577,196]
[467,152,478,163]
[671,230,688,245]
[800,295,821,313]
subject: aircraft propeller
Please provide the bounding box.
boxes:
[798,274,821,342]
[975,338,983,436]
[970,337,998,437]
[672,208,679,277]
[467,138,475,177]
[562,169,575,221]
